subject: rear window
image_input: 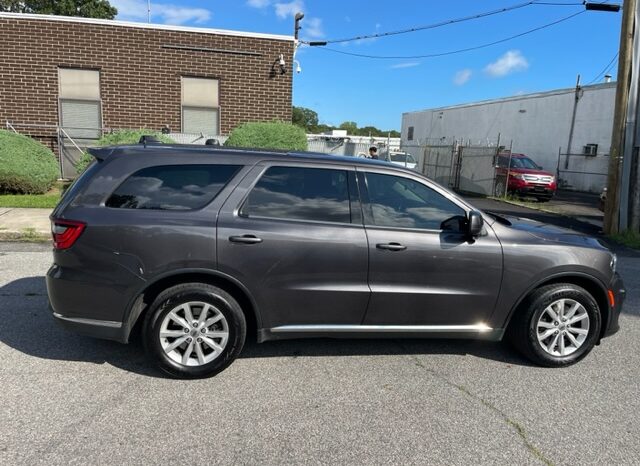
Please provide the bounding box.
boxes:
[106,164,241,210]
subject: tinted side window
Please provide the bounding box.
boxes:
[241,166,351,223]
[364,173,465,230]
[106,164,241,210]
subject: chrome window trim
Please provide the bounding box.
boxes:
[269,324,493,334]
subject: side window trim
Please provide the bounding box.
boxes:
[237,163,362,226]
[357,169,470,232]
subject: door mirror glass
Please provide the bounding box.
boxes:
[467,211,484,237]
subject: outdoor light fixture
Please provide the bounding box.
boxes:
[584,2,621,12]
[278,54,286,74]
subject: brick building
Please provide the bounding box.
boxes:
[0,12,294,177]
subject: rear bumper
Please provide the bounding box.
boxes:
[603,272,626,338]
[47,264,132,343]
[51,310,127,342]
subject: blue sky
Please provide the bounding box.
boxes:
[110,0,622,130]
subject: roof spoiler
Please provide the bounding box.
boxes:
[86,147,115,161]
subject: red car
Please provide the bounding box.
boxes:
[494,153,557,201]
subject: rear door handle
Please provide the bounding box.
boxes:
[376,242,407,251]
[229,235,263,244]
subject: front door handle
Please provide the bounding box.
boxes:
[376,242,407,251]
[229,235,263,244]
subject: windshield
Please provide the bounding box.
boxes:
[390,153,416,163]
[510,157,539,169]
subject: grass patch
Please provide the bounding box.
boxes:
[489,195,564,214]
[0,193,60,208]
[0,182,64,208]
[0,227,50,243]
[610,229,640,250]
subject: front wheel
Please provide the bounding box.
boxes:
[494,178,507,197]
[508,283,601,367]
[143,283,246,379]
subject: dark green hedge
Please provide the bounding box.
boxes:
[224,122,308,151]
[0,130,59,194]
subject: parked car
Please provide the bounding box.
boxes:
[47,144,624,378]
[387,151,418,170]
[494,153,557,201]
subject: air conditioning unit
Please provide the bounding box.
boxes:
[583,144,598,156]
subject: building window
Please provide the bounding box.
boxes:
[182,77,219,135]
[407,126,414,141]
[58,68,101,139]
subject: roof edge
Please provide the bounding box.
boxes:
[0,12,295,42]
[402,82,617,116]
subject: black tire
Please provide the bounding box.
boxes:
[494,178,507,197]
[507,283,601,367]
[143,283,246,379]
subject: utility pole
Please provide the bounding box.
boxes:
[604,0,636,234]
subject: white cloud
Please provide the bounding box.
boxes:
[274,0,304,19]
[390,62,420,69]
[247,0,271,7]
[111,0,211,25]
[303,17,324,39]
[484,50,529,77]
[453,68,472,85]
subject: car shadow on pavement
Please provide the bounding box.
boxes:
[0,276,161,377]
[1,276,542,376]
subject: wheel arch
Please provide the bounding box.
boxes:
[503,272,610,339]
[123,269,261,343]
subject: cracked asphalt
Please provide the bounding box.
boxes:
[1,238,639,465]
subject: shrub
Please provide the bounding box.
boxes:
[0,130,59,194]
[75,129,174,173]
[224,121,308,151]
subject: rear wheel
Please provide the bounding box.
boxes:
[508,283,601,367]
[143,283,246,379]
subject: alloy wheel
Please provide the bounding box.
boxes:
[536,298,590,357]
[159,301,229,366]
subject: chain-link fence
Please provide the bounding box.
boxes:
[401,138,505,196]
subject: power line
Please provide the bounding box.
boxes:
[312,11,585,60]
[586,52,619,84]
[302,1,583,45]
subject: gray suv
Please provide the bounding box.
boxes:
[47,144,625,378]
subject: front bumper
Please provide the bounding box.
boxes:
[603,272,626,338]
[515,185,556,198]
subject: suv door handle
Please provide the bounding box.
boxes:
[376,242,407,251]
[229,235,263,244]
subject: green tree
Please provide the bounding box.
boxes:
[338,121,358,134]
[292,106,319,132]
[0,0,118,19]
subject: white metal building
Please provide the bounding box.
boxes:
[401,82,616,193]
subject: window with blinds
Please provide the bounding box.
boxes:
[181,77,219,135]
[58,68,101,139]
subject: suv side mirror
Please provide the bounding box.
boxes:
[467,211,484,237]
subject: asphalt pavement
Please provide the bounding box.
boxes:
[1,237,639,465]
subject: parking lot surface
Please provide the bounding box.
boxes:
[1,239,638,465]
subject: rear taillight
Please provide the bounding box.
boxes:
[51,219,86,250]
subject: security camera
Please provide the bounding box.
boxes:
[294,60,302,74]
